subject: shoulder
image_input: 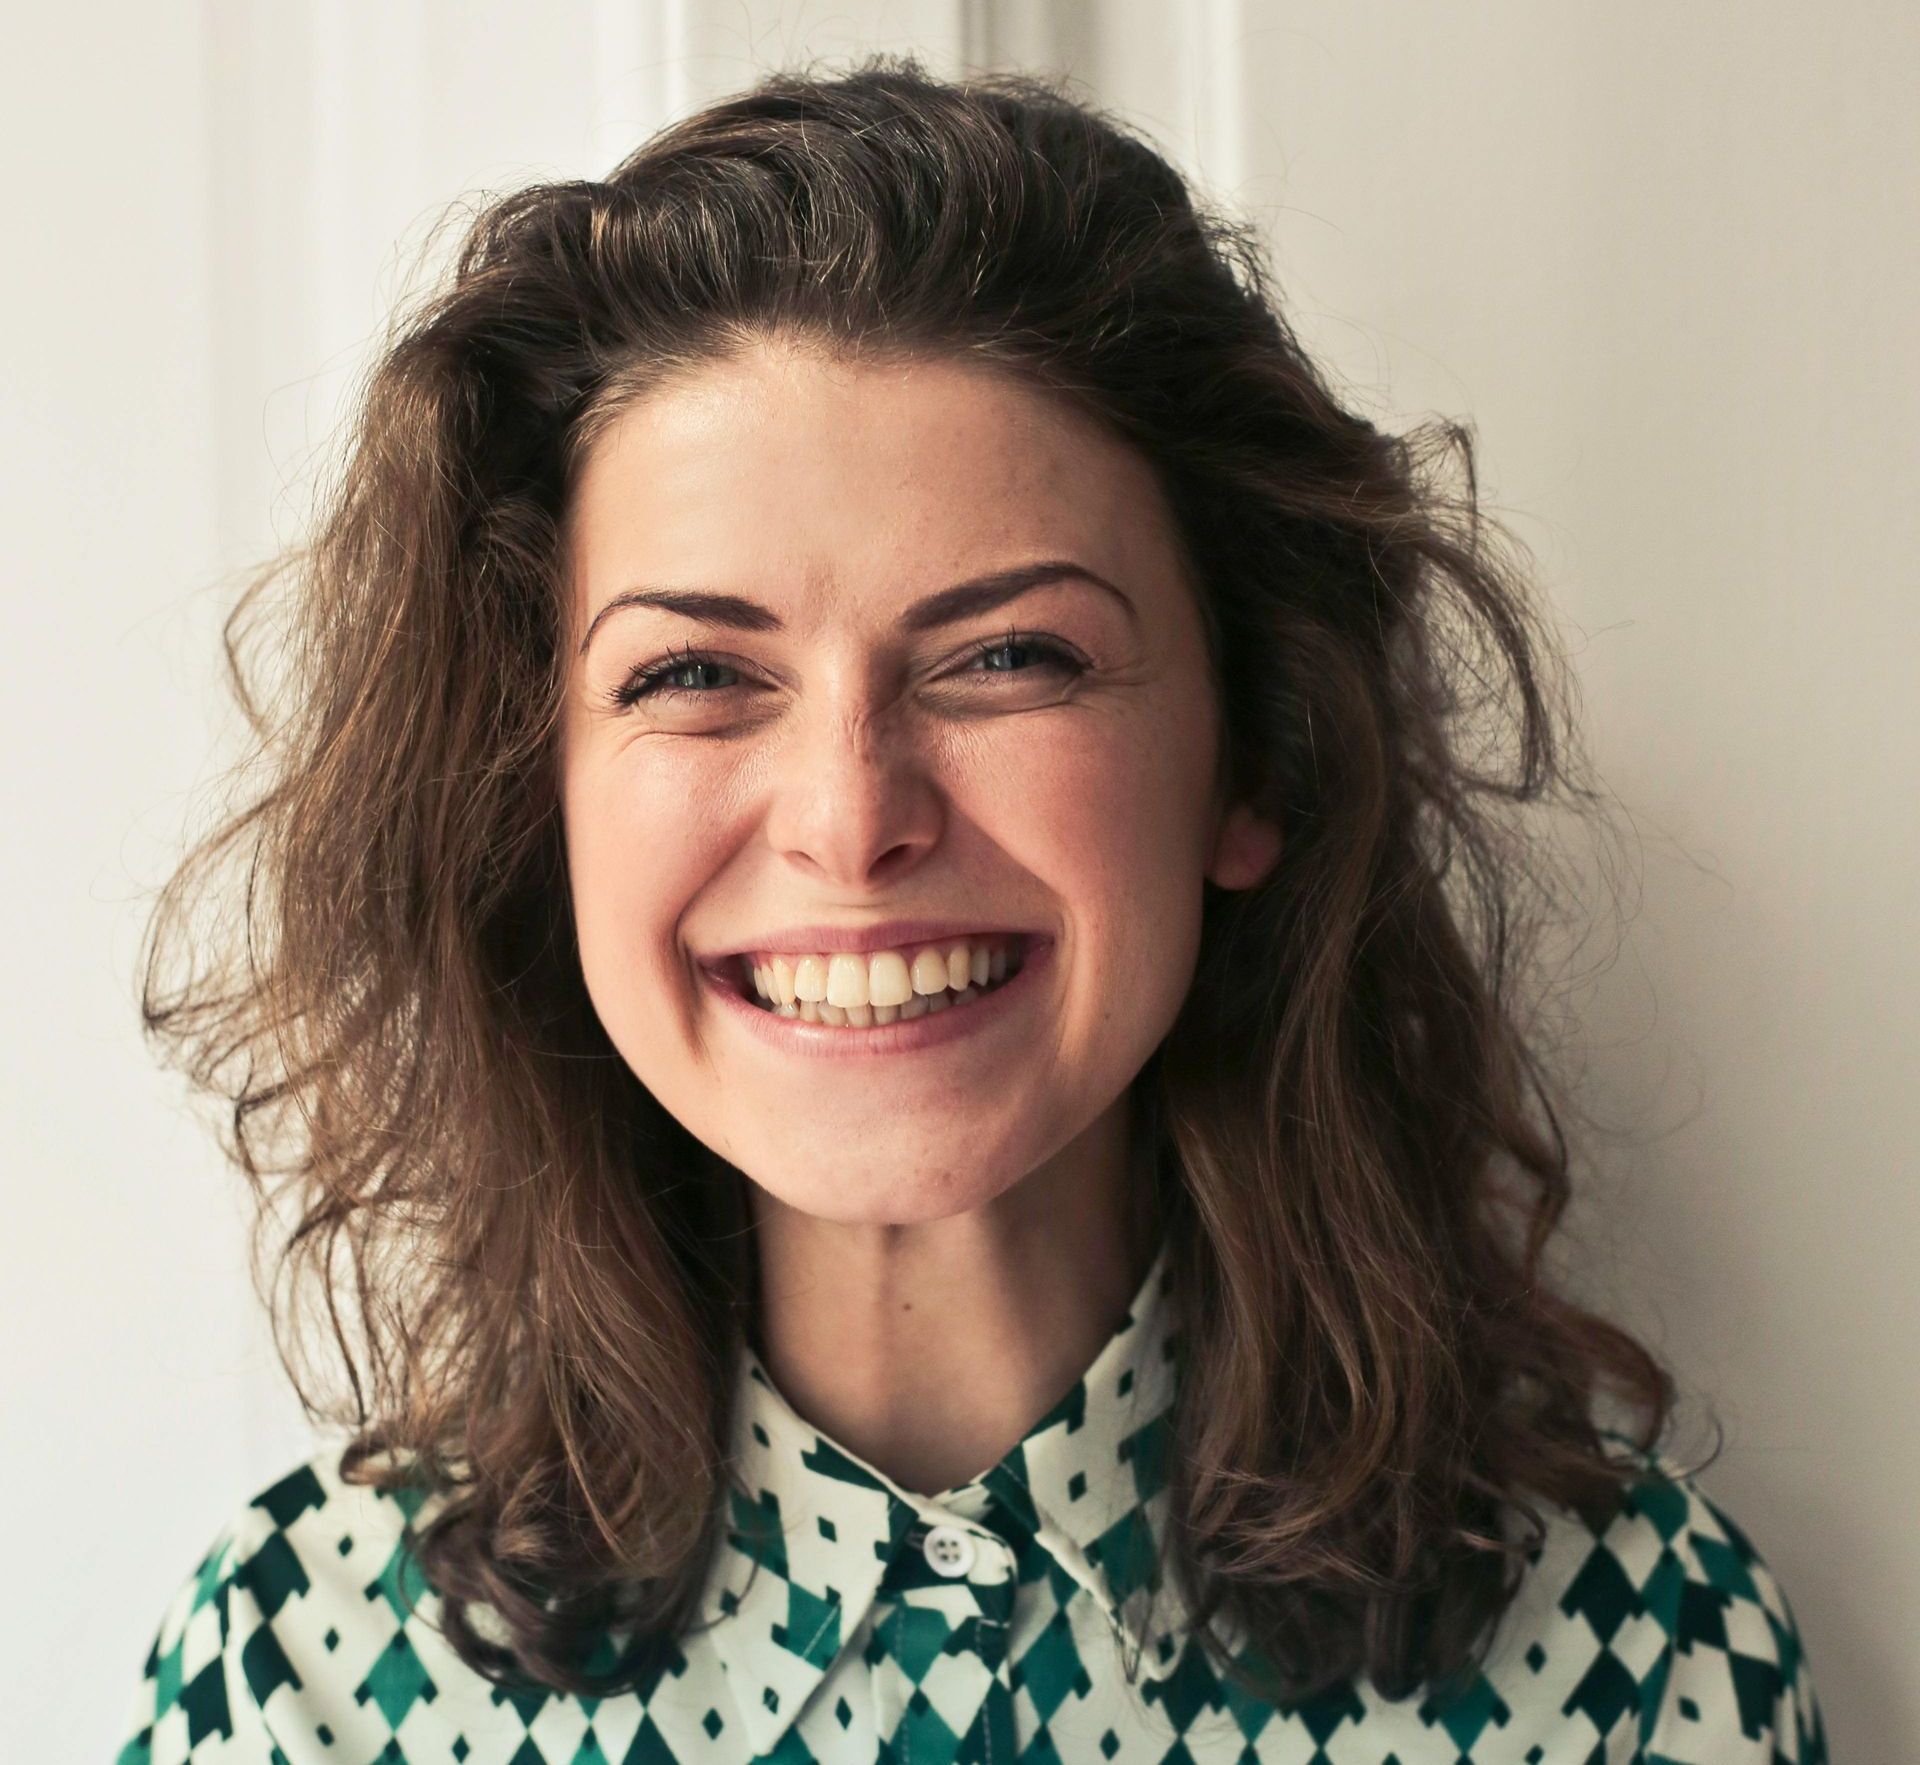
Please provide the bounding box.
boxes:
[1484,1428,1828,1763]
[115,1445,430,1764]
[159,1444,429,1649]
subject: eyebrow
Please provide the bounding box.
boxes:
[577,559,1137,657]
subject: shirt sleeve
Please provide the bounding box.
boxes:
[1640,1473,1830,1764]
[112,1522,279,1765]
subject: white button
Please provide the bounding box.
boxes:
[922,1524,977,1577]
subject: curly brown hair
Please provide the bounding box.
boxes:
[138,52,1710,1708]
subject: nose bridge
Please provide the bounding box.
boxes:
[763,676,940,885]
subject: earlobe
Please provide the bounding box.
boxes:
[1205,802,1283,891]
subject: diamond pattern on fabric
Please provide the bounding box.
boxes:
[113,1241,1828,1763]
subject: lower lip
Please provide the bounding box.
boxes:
[701,938,1054,1059]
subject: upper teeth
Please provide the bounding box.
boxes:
[748,936,1017,1010]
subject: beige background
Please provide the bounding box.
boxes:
[2,2,1910,1756]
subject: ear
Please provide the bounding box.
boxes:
[1205,799,1282,891]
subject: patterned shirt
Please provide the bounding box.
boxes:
[116,1241,1828,1763]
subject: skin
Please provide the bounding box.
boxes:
[557,336,1280,1496]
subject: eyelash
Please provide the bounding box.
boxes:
[608,628,1085,709]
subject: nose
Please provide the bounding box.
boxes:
[760,692,945,890]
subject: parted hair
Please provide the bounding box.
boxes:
[139,52,1708,1705]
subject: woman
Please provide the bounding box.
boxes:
[118,54,1826,1765]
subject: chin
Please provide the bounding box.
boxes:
[744,1148,1027,1227]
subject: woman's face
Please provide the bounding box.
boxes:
[557,340,1278,1225]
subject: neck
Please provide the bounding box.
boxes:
[745,1092,1163,1497]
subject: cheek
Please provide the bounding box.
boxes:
[568,739,730,889]
[999,698,1215,907]
[981,695,1216,1035]
[561,747,735,1018]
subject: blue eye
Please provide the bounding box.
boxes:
[609,630,1083,711]
[612,650,740,706]
[968,634,1082,678]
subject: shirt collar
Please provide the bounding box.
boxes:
[677,1240,1189,1759]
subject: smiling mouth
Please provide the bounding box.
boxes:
[728,931,1029,1025]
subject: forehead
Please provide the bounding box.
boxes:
[563,342,1178,615]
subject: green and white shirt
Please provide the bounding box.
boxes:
[116,1242,1828,1763]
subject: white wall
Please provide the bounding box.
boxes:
[2,3,1909,1756]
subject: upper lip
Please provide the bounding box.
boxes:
[704,919,1043,960]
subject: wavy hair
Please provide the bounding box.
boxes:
[139,53,1708,1705]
